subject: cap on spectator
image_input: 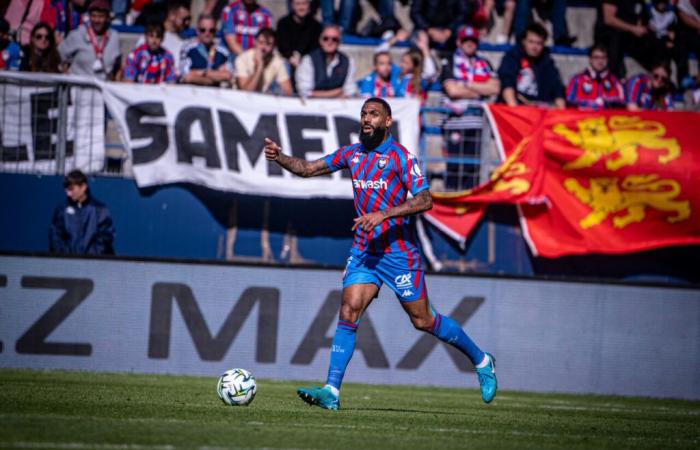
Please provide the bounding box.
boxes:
[88,0,111,12]
[0,18,10,34]
[458,26,479,43]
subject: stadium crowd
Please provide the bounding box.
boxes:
[1,0,699,110]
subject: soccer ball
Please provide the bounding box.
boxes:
[217,368,257,406]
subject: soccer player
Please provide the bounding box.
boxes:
[263,98,497,410]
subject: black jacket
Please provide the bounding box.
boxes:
[276,13,322,59]
[410,0,471,32]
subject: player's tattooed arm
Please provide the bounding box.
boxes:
[264,138,332,177]
[352,190,433,232]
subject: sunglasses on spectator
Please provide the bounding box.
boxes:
[33,33,49,40]
[199,28,216,34]
[321,36,340,43]
[652,73,668,81]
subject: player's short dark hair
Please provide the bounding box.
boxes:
[256,27,276,42]
[145,22,165,38]
[522,22,548,42]
[63,170,88,188]
[363,97,392,117]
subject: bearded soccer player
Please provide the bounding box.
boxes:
[263,98,496,410]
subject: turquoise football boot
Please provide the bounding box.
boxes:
[297,385,340,410]
[476,353,497,404]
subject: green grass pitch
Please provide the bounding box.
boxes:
[0,369,698,450]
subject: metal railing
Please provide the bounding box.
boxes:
[0,72,126,176]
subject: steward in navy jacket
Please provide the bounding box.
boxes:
[49,194,115,255]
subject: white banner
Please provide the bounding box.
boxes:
[0,72,104,173]
[101,82,421,199]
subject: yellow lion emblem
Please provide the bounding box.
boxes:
[553,116,680,171]
[493,162,530,195]
[564,175,690,229]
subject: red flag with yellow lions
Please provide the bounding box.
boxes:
[515,106,699,257]
[426,105,700,257]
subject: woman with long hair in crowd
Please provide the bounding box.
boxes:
[398,32,437,100]
[20,22,62,73]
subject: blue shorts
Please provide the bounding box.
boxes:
[342,248,426,302]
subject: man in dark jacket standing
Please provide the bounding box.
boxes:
[497,22,565,108]
[49,170,115,255]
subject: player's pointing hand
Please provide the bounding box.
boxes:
[264,138,281,161]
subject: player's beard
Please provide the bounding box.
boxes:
[359,125,386,150]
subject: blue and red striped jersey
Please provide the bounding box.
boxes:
[123,44,176,84]
[221,1,273,51]
[322,135,430,253]
[625,74,674,111]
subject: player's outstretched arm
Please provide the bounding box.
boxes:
[352,190,433,232]
[264,138,332,178]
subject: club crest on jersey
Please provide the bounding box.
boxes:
[377,157,388,170]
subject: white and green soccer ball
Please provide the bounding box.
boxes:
[217,368,257,406]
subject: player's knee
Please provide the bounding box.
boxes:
[411,315,435,333]
[339,302,362,323]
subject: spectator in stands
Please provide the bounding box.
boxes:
[221,0,274,57]
[442,26,500,100]
[123,22,176,84]
[648,0,676,44]
[410,0,470,53]
[52,0,88,41]
[683,74,700,111]
[0,18,21,71]
[513,0,576,47]
[498,23,565,108]
[58,0,121,80]
[626,60,675,111]
[490,0,516,44]
[676,0,700,89]
[277,0,322,87]
[235,28,293,95]
[135,1,191,72]
[20,22,61,73]
[4,0,62,46]
[440,27,499,190]
[49,169,115,256]
[566,44,625,109]
[295,24,357,98]
[358,51,402,98]
[180,14,234,87]
[594,0,660,79]
[397,32,438,99]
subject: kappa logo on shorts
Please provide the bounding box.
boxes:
[395,273,412,289]
[401,290,414,297]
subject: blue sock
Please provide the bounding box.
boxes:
[325,320,358,391]
[431,313,485,366]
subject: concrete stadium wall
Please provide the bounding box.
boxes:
[0,255,698,399]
